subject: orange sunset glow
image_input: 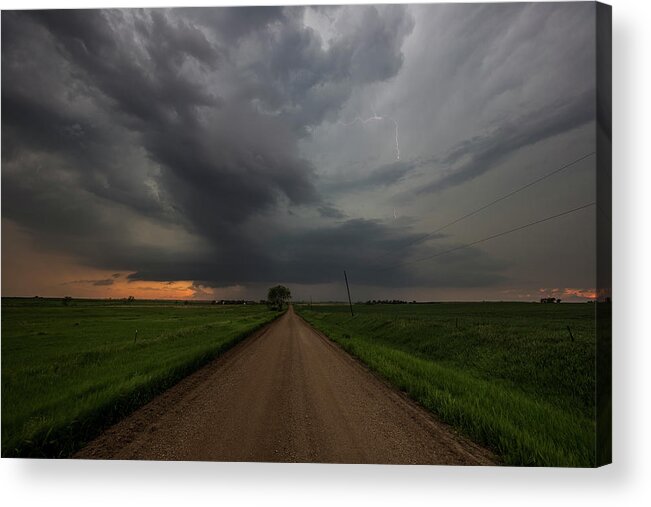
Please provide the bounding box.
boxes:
[2,219,199,299]
[538,287,597,300]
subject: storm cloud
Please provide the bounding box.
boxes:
[2,4,599,300]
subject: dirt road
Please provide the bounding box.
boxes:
[75,306,495,464]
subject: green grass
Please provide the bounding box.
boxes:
[296,302,597,467]
[1,298,281,458]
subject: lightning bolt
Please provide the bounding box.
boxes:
[338,109,400,161]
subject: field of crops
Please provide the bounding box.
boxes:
[1,298,280,458]
[296,302,597,467]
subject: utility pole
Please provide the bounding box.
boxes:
[344,270,354,317]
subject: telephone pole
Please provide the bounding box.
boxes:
[344,270,354,317]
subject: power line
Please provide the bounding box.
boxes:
[392,151,595,253]
[376,201,596,272]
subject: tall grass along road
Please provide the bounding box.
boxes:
[296,303,597,467]
[2,300,280,458]
[74,306,494,464]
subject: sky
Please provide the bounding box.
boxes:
[1,3,599,302]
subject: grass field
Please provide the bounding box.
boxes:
[296,302,597,467]
[1,298,280,457]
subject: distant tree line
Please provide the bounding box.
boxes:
[364,299,412,305]
[173,299,262,305]
[210,299,258,305]
[540,297,562,303]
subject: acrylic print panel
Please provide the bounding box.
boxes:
[0,2,611,467]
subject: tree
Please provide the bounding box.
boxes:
[267,285,291,311]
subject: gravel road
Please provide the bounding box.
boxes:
[75,306,495,464]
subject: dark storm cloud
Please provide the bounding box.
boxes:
[3,8,320,245]
[324,158,425,194]
[180,6,284,42]
[317,204,347,219]
[4,8,315,234]
[2,4,595,296]
[2,6,430,289]
[363,161,416,188]
[218,5,414,132]
[92,278,115,287]
[270,218,507,288]
[61,277,115,286]
[30,9,219,125]
[419,90,595,194]
[318,2,596,201]
[126,217,506,288]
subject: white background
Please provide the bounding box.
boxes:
[1,0,649,505]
